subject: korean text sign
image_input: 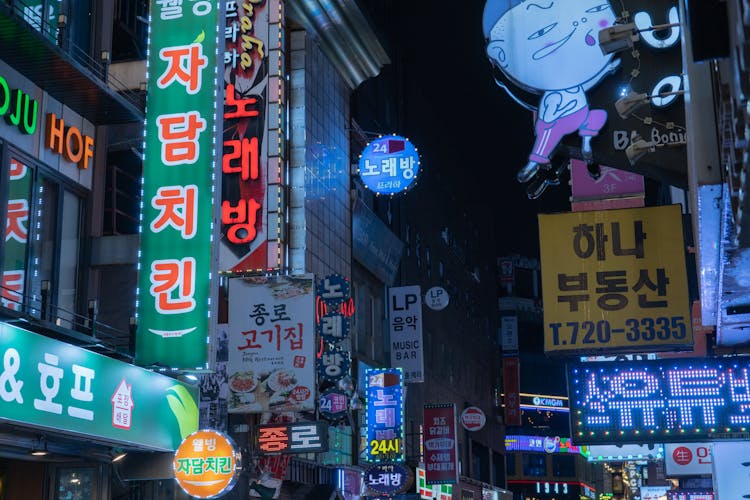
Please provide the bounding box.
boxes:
[388,285,424,383]
[664,443,712,476]
[257,421,328,454]
[567,358,750,444]
[1,158,31,311]
[358,135,419,196]
[136,0,220,368]
[423,404,458,485]
[220,0,284,274]
[365,368,405,462]
[0,322,198,451]
[538,205,692,355]
[227,275,315,413]
[174,429,238,498]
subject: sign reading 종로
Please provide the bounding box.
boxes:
[567,358,750,444]
[257,421,329,454]
[358,135,419,196]
[538,204,692,355]
[0,322,198,451]
[136,0,220,369]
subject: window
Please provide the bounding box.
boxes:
[522,454,547,477]
[551,454,576,477]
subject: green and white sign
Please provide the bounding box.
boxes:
[0,322,198,451]
[136,1,221,368]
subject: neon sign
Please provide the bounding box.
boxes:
[357,135,420,196]
[568,358,750,444]
[365,368,405,462]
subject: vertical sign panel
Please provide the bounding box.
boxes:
[423,404,458,485]
[712,442,750,498]
[388,285,424,383]
[136,0,220,368]
[502,357,521,426]
[220,0,285,273]
[365,368,404,463]
[539,205,692,355]
[227,275,315,413]
[2,158,31,311]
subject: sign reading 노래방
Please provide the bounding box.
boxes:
[388,285,424,383]
[220,0,285,274]
[357,135,420,196]
[538,204,692,355]
[136,0,220,369]
[227,275,315,413]
[0,322,198,451]
[365,368,405,463]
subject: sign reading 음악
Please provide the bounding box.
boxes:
[388,285,424,383]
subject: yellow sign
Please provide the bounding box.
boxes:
[173,429,238,498]
[538,205,692,355]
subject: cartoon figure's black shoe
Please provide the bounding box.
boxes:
[517,161,545,183]
[526,174,551,199]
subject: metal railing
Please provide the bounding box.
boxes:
[3,0,144,111]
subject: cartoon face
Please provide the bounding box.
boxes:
[486,0,617,92]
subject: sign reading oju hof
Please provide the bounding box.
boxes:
[538,205,692,355]
[174,429,239,498]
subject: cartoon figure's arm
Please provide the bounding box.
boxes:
[582,57,622,91]
[539,91,577,123]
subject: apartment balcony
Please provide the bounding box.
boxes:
[0,1,143,124]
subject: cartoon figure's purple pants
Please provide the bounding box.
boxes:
[529,107,606,163]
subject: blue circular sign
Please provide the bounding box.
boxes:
[358,135,420,195]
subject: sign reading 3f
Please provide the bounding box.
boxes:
[388,286,424,383]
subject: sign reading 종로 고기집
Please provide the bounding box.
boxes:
[358,135,420,196]
[136,0,220,369]
[0,322,198,451]
[538,204,692,355]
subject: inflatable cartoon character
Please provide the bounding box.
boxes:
[483,0,620,198]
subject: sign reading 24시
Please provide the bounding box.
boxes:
[538,205,692,355]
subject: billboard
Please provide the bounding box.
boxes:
[567,358,750,444]
[388,285,424,383]
[365,368,405,463]
[504,436,589,457]
[664,443,712,476]
[712,441,750,498]
[220,0,285,273]
[227,275,315,413]
[539,205,692,355]
[423,404,459,485]
[136,0,220,369]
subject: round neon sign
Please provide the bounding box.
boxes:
[173,429,240,498]
[357,135,420,196]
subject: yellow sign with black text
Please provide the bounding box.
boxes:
[538,205,692,355]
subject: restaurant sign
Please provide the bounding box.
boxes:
[0,322,198,451]
[174,429,239,498]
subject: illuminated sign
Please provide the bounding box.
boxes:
[417,467,453,499]
[0,74,38,135]
[365,368,404,462]
[459,406,486,431]
[664,443,712,476]
[388,285,424,383]
[520,393,567,410]
[667,492,714,500]
[174,429,239,498]
[482,0,619,198]
[363,462,413,496]
[507,480,595,499]
[586,443,663,461]
[567,358,750,444]
[539,205,692,355]
[136,0,220,369]
[257,421,328,454]
[504,435,589,457]
[357,135,420,196]
[44,113,94,169]
[2,158,31,311]
[220,0,285,273]
[423,404,458,485]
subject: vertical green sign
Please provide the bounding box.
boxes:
[0,322,198,450]
[136,1,220,369]
[2,158,31,311]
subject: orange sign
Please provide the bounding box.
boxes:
[173,429,239,498]
[44,113,95,170]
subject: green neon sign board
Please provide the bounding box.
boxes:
[0,322,198,451]
[136,1,220,368]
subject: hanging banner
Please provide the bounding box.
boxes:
[388,285,424,383]
[220,0,285,274]
[423,403,458,485]
[503,357,521,426]
[539,205,692,355]
[1,158,32,311]
[227,275,315,413]
[136,0,220,369]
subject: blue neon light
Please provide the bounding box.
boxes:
[358,135,419,196]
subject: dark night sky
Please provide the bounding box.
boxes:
[376,0,572,259]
